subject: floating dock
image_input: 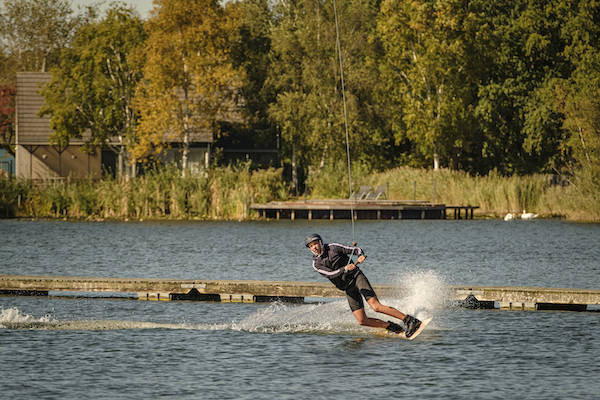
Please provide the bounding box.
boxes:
[251,200,479,220]
[1,274,598,311]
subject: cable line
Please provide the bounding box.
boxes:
[333,0,355,244]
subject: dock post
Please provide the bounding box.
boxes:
[330,209,334,220]
[308,210,312,220]
[291,210,295,221]
[276,210,280,220]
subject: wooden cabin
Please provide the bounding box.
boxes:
[15,72,216,180]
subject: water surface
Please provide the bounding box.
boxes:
[1,219,599,399]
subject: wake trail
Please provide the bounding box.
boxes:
[0,307,227,331]
[237,269,450,335]
[1,270,450,335]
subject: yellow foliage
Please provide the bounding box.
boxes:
[132,0,245,164]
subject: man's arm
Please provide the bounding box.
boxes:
[330,243,366,271]
[329,242,365,257]
[312,259,345,278]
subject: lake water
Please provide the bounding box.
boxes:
[1,219,599,399]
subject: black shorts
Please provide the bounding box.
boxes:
[345,272,377,311]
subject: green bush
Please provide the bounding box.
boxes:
[0,177,29,218]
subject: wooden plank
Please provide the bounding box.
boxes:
[1,275,599,310]
[251,200,463,220]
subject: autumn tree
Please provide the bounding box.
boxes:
[0,86,16,155]
[134,0,244,174]
[40,5,146,178]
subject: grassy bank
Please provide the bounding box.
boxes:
[307,163,600,222]
[0,164,287,220]
[1,164,598,222]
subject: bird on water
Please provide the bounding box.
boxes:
[521,210,538,220]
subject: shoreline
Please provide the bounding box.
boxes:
[2,212,595,223]
[2,165,598,223]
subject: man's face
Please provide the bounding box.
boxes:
[308,240,322,255]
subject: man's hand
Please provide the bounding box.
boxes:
[345,255,366,272]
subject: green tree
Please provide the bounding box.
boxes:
[473,0,571,174]
[40,5,146,178]
[268,0,385,194]
[0,0,92,74]
[0,0,96,158]
[134,0,244,174]
[552,0,600,212]
[225,0,278,160]
[377,0,484,171]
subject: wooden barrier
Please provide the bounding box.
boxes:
[1,275,598,311]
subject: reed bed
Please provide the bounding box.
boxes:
[1,164,598,222]
[1,164,287,220]
[307,165,599,222]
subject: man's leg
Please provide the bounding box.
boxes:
[355,272,421,336]
[347,283,388,329]
[348,273,418,334]
[351,307,389,329]
[353,272,407,321]
[366,297,406,321]
[366,297,422,337]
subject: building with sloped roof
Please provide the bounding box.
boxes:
[15,72,105,179]
[15,72,216,179]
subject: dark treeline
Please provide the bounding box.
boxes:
[1,0,599,197]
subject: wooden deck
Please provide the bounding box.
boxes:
[251,200,479,220]
[1,274,598,311]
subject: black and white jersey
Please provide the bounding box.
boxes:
[311,243,365,291]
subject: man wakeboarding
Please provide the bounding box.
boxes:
[305,233,422,337]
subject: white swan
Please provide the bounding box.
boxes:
[504,213,514,221]
[521,209,538,220]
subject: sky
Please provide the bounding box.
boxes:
[71,0,156,19]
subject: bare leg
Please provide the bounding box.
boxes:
[352,308,389,329]
[366,297,406,321]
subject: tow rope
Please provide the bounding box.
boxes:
[333,0,358,262]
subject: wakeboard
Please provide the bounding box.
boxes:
[376,317,433,341]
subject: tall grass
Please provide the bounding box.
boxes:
[2,164,287,220]
[307,165,600,222]
[2,164,598,221]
